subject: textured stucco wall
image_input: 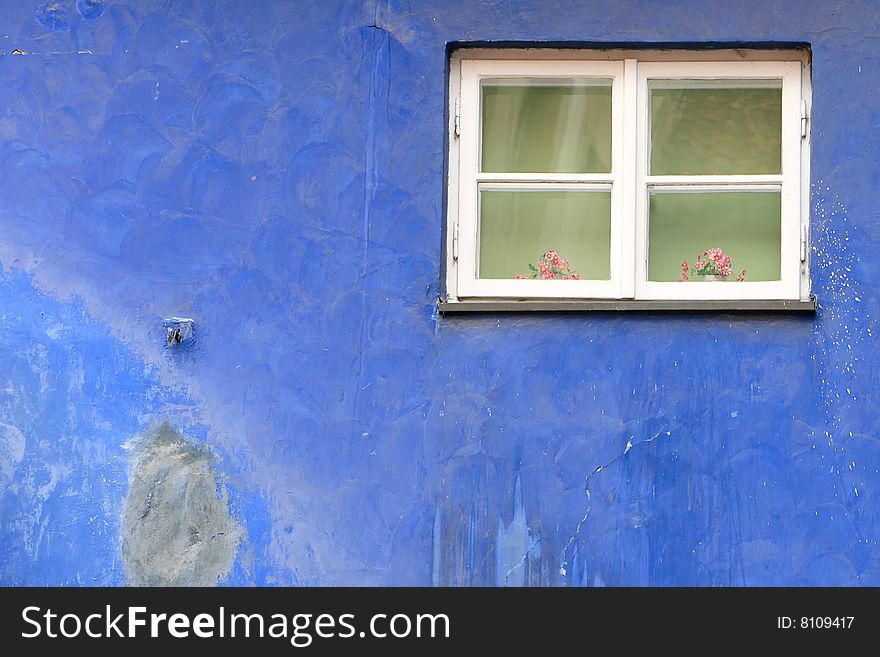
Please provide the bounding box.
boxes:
[1,0,879,586]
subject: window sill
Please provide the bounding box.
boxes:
[439,297,817,313]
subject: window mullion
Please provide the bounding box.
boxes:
[620,58,638,299]
[633,59,650,298]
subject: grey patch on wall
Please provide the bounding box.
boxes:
[121,423,243,586]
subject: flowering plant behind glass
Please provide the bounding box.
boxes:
[516,251,581,280]
[680,248,746,282]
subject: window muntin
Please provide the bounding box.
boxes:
[448,54,808,303]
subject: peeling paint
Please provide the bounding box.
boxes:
[495,477,540,586]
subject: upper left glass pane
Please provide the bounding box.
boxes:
[481,78,612,173]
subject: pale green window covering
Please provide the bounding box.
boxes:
[648,190,781,282]
[479,190,611,280]
[650,82,782,175]
[481,81,612,173]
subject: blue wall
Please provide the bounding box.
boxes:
[1,0,879,586]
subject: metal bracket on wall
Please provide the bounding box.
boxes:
[163,317,195,346]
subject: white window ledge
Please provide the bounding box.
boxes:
[438,297,817,313]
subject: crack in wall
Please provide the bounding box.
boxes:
[502,549,530,584]
[559,428,667,579]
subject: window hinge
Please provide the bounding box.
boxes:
[452,223,459,260]
[453,97,461,138]
[801,100,808,138]
[800,225,808,262]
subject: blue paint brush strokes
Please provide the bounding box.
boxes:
[34,3,70,32]
[76,0,104,23]
[1,0,880,586]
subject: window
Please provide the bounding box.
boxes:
[443,49,812,308]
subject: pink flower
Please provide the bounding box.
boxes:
[679,247,743,280]
[518,250,579,280]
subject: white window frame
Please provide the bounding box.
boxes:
[456,59,626,299]
[445,49,811,305]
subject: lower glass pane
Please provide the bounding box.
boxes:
[648,190,781,282]
[479,189,611,280]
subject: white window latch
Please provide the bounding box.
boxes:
[452,223,459,260]
[800,224,808,262]
[801,100,808,138]
[453,97,461,138]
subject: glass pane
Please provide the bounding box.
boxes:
[650,81,782,175]
[648,190,781,282]
[481,80,612,173]
[479,189,611,280]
